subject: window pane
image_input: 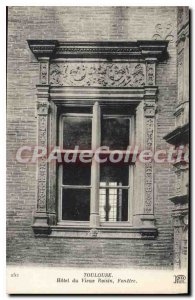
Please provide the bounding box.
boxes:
[100,165,129,186]
[62,189,90,221]
[63,116,91,149]
[63,164,91,185]
[101,118,129,149]
[99,188,128,222]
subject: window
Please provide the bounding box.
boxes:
[58,114,92,223]
[58,105,134,225]
[99,165,129,222]
[28,39,164,238]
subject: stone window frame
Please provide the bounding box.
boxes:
[28,40,169,239]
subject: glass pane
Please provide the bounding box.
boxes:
[101,117,129,149]
[63,116,91,149]
[99,188,128,222]
[63,164,91,185]
[100,165,129,186]
[62,189,90,221]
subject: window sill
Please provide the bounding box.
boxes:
[32,224,157,239]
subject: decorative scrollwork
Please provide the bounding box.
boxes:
[144,103,155,214]
[37,101,49,211]
[50,62,145,87]
[145,162,153,214]
[37,180,47,210]
[152,23,175,43]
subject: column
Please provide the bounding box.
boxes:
[90,102,101,228]
[133,101,145,226]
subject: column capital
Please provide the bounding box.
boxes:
[37,101,50,116]
[144,100,157,117]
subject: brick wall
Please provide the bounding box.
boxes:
[7,6,177,268]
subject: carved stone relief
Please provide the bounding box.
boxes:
[37,101,49,211]
[50,62,145,87]
[152,23,175,43]
[146,63,156,86]
[144,104,155,214]
[145,162,153,214]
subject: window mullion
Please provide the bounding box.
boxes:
[90,102,101,228]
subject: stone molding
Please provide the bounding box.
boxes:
[28,40,168,60]
[27,40,169,236]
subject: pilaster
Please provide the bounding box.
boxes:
[28,41,58,233]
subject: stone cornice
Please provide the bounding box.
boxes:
[27,40,58,60]
[28,40,169,61]
[164,123,189,145]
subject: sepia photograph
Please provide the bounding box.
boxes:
[5,3,190,295]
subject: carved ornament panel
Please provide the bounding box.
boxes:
[50,62,145,87]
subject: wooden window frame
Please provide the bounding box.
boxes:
[57,109,134,227]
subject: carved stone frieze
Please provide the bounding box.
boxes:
[50,62,145,87]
